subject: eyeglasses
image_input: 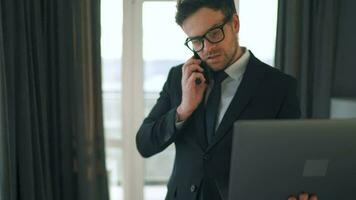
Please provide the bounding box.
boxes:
[184,17,231,53]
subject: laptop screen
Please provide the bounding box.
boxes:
[229,119,356,200]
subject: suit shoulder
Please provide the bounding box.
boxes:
[257,61,296,84]
[166,64,183,80]
[162,64,183,90]
[170,64,183,74]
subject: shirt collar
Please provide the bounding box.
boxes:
[224,47,250,80]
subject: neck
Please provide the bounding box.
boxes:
[225,45,243,70]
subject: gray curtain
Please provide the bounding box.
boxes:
[332,0,356,97]
[0,1,10,198]
[275,0,339,118]
[0,0,109,199]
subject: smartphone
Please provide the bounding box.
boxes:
[193,52,210,85]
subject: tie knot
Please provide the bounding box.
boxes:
[212,70,228,84]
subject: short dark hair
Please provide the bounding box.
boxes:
[175,0,237,26]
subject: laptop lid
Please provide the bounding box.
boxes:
[229,119,356,200]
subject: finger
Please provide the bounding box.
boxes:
[188,72,206,84]
[183,64,205,81]
[287,194,297,200]
[183,60,204,74]
[187,72,206,87]
[186,63,204,74]
[299,192,309,200]
[187,56,202,65]
[183,58,201,72]
[309,194,318,200]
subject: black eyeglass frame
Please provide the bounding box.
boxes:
[184,16,232,53]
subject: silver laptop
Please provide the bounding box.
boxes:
[229,119,356,200]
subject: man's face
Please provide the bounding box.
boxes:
[182,7,240,71]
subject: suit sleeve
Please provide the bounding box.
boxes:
[277,78,302,119]
[136,68,181,158]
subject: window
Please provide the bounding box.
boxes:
[100,0,279,199]
[239,0,278,66]
[101,0,123,199]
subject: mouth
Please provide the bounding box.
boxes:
[207,54,221,63]
[207,54,221,62]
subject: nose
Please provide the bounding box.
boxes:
[203,38,217,52]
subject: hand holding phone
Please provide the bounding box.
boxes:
[193,52,210,85]
[176,53,209,121]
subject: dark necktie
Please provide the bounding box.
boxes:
[205,70,228,144]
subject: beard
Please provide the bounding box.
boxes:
[204,40,239,71]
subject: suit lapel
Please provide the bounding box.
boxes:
[193,100,209,150]
[206,53,266,151]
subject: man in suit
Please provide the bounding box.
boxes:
[136,0,302,199]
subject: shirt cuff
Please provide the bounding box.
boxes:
[175,112,185,130]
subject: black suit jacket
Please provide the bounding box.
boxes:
[136,52,301,200]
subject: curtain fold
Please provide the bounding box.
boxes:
[1,1,13,199]
[275,0,340,118]
[0,0,109,199]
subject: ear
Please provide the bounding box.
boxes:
[232,14,240,34]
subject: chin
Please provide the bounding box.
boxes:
[208,63,226,71]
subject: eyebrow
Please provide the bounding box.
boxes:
[187,20,225,40]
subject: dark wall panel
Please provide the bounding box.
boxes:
[333,0,356,97]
